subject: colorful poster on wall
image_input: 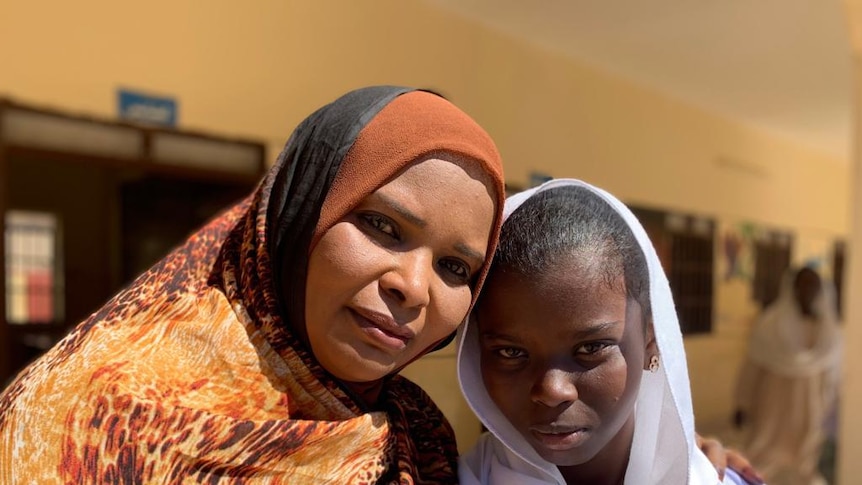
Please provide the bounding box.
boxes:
[720,222,756,282]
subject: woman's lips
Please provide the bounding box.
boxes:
[351,308,414,351]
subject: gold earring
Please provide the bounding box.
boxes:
[648,355,660,373]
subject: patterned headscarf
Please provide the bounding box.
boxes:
[0,86,505,484]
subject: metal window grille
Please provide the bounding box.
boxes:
[4,211,62,324]
[631,206,716,335]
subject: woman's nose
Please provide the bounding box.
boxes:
[380,250,432,308]
[531,367,578,408]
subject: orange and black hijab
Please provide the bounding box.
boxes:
[266,86,504,346]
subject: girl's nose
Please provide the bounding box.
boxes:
[530,367,578,408]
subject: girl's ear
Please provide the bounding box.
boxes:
[642,318,659,371]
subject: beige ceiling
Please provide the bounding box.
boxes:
[424,0,853,160]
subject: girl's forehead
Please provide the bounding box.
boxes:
[489,252,624,292]
[476,270,634,345]
[479,264,628,320]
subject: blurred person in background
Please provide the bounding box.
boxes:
[734,266,842,485]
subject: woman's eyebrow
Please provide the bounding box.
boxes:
[455,243,485,263]
[375,192,485,263]
[375,192,426,227]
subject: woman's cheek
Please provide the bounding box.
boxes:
[431,286,473,338]
[321,225,380,279]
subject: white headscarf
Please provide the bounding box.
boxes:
[747,268,841,377]
[457,179,721,484]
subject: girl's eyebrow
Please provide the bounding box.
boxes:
[481,321,623,341]
[480,331,520,342]
[576,320,623,337]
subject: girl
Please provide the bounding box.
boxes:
[458,179,752,484]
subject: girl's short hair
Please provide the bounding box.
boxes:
[487,185,651,320]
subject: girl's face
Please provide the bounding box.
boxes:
[477,255,654,468]
[305,157,496,383]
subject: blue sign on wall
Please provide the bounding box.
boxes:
[530,171,553,187]
[117,89,178,127]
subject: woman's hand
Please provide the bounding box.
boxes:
[696,433,765,484]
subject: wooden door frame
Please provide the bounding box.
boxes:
[0,98,266,385]
[0,102,8,382]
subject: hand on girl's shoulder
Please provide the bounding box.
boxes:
[724,467,765,485]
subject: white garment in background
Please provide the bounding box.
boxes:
[736,270,841,485]
[457,178,745,484]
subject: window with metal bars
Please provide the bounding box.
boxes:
[630,206,715,335]
[4,211,62,324]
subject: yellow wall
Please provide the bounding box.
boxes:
[1,0,850,453]
[839,68,861,485]
[2,0,845,230]
[836,3,861,483]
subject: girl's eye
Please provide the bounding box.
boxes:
[496,347,526,359]
[576,342,609,355]
[439,258,471,282]
[360,213,398,239]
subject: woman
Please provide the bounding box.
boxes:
[458,179,755,484]
[735,266,842,484]
[0,86,505,483]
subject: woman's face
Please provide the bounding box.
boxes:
[306,157,496,383]
[477,255,653,468]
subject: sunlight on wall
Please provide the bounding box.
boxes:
[0,0,850,455]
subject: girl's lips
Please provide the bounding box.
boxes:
[529,426,590,451]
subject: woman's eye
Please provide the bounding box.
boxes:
[440,259,471,282]
[496,347,526,359]
[360,213,398,239]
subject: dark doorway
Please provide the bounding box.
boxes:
[0,99,265,385]
[5,156,116,378]
[3,158,257,384]
[120,175,250,284]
